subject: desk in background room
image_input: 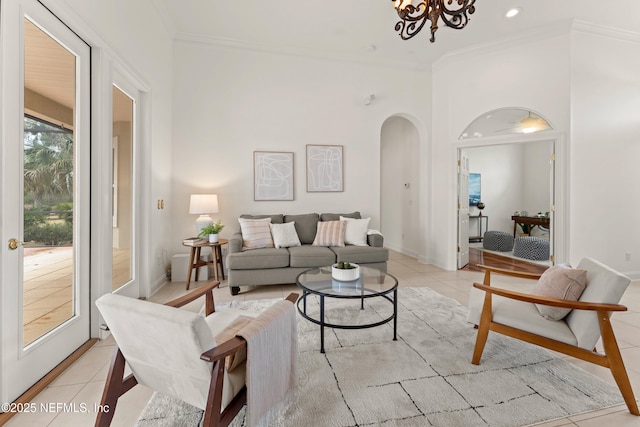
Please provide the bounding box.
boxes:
[511,215,550,237]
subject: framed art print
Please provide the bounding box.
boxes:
[306,144,343,192]
[254,151,294,201]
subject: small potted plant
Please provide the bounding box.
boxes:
[332,261,360,281]
[198,219,224,243]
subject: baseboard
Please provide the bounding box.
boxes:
[384,243,420,260]
[624,271,640,281]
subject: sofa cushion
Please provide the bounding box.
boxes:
[331,245,389,264]
[340,216,370,246]
[312,220,346,247]
[320,211,361,221]
[239,214,284,224]
[283,213,319,244]
[238,217,274,250]
[226,248,290,270]
[288,246,336,268]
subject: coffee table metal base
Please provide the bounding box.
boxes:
[296,289,397,353]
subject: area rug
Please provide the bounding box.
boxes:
[136,287,624,427]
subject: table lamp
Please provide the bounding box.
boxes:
[189,194,219,236]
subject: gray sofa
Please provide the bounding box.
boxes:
[226,212,388,295]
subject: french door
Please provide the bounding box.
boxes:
[457,150,470,268]
[1,0,91,403]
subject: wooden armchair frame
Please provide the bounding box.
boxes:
[95,281,299,427]
[471,265,639,416]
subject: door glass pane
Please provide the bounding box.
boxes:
[112,86,134,291]
[23,19,76,346]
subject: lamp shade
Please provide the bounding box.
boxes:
[189,194,219,215]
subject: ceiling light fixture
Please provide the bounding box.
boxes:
[505,7,521,18]
[391,0,476,43]
[520,113,549,134]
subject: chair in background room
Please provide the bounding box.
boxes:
[467,258,639,415]
[94,281,298,427]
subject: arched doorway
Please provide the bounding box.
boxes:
[380,116,421,257]
[456,108,557,270]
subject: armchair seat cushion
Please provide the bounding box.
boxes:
[467,288,577,346]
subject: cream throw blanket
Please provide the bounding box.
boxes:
[237,299,297,427]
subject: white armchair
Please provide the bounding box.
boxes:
[94,280,298,427]
[467,258,639,416]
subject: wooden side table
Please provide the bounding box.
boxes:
[183,238,228,290]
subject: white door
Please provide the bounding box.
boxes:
[457,150,470,268]
[548,144,555,264]
[1,1,91,403]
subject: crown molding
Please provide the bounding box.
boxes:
[174,32,432,72]
[571,19,640,44]
[432,20,574,71]
[432,19,640,71]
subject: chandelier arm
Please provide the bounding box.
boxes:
[394,3,430,41]
[438,0,475,29]
[392,0,476,43]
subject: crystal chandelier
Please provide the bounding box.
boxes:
[392,0,476,43]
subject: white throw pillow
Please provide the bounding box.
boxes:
[340,216,371,246]
[238,217,274,250]
[269,222,301,249]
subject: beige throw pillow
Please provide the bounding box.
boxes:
[312,220,346,247]
[238,217,274,250]
[532,265,587,321]
[269,222,301,249]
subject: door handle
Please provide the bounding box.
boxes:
[8,238,23,250]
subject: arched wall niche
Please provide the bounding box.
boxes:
[379,113,425,259]
[460,107,553,140]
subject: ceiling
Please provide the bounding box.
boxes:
[157,0,640,68]
[23,1,640,126]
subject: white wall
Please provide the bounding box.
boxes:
[466,142,552,236]
[381,116,421,256]
[170,42,431,257]
[466,145,524,234]
[41,0,175,293]
[522,141,553,216]
[570,28,640,275]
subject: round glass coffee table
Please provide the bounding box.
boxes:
[296,265,398,353]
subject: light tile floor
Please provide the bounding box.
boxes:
[6,250,640,426]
